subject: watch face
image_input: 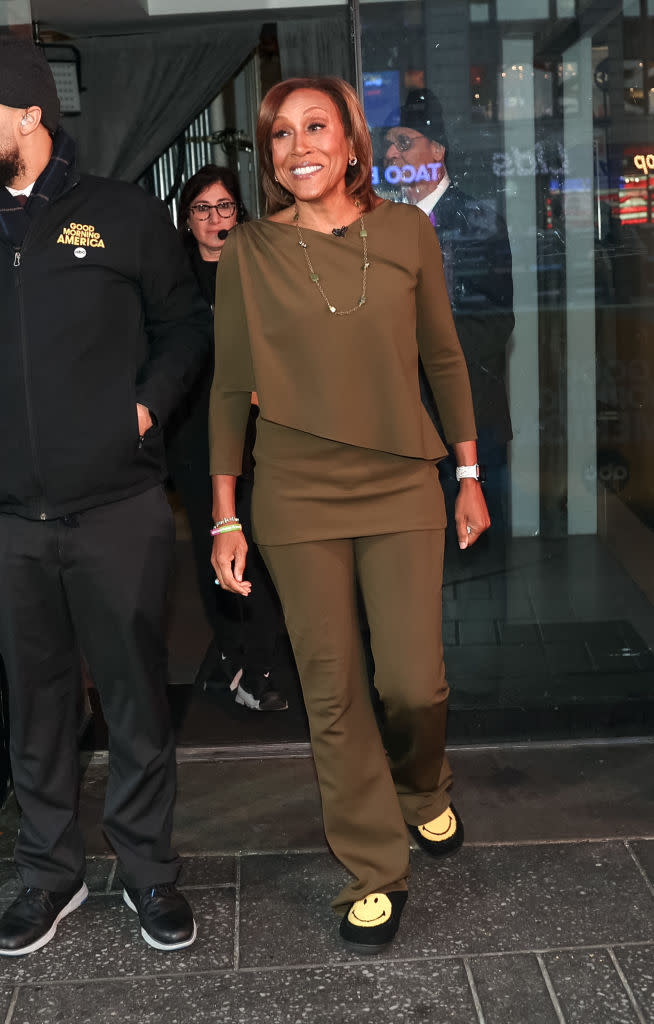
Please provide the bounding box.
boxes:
[456,464,481,482]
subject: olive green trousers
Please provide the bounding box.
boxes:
[260,529,452,912]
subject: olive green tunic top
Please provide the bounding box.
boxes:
[209,200,477,545]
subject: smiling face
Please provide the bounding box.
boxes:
[270,88,355,209]
[187,181,238,262]
[346,893,393,928]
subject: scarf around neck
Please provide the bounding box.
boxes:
[0,128,77,248]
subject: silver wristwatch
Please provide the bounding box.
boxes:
[455,463,481,482]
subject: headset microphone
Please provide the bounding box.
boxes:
[217,228,231,241]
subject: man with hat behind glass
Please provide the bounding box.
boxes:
[385,89,514,549]
[0,38,209,955]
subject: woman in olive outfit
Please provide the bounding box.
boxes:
[166,164,287,712]
[209,78,489,952]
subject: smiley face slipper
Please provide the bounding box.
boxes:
[339,890,408,954]
[410,803,464,857]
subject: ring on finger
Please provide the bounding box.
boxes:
[466,525,473,535]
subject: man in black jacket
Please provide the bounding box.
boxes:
[385,90,514,547]
[0,39,209,955]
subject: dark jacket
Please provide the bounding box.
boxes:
[422,184,514,445]
[166,246,257,482]
[0,162,210,520]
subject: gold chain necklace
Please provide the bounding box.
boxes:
[294,202,370,315]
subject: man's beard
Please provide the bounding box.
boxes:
[0,145,26,188]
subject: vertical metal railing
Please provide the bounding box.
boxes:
[142,107,213,225]
[349,0,364,100]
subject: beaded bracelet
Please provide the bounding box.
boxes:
[213,516,240,528]
[210,523,243,537]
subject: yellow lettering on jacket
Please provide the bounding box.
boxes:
[56,222,107,248]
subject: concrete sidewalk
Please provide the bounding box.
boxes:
[0,739,652,1023]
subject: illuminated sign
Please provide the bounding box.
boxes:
[633,153,654,173]
[373,146,651,188]
[371,163,443,186]
[373,143,569,185]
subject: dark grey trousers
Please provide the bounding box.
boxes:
[0,487,180,891]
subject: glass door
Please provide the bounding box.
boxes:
[358,0,654,741]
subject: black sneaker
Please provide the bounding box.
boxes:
[0,881,88,957]
[123,884,196,951]
[194,634,243,692]
[203,651,243,694]
[234,671,288,711]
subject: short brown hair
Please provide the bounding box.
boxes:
[257,77,376,214]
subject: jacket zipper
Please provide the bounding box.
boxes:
[10,178,80,521]
[14,244,49,519]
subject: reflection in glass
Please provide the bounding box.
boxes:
[361,0,654,742]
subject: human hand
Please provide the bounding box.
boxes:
[455,479,491,549]
[211,531,251,596]
[136,403,153,436]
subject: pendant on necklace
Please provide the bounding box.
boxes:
[294,203,370,316]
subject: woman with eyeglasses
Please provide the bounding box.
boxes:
[166,164,288,713]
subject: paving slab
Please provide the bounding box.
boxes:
[0,854,235,905]
[64,741,654,859]
[631,840,654,889]
[238,842,654,968]
[76,758,326,857]
[613,946,654,1024]
[10,960,478,1024]
[239,851,350,969]
[0,888,234,985]
[0,856,117,903]
[452,742,654,844]
[468,953,560,1024]
[1,743,651,863]
[0,987,15,1021]
[543,948,644,1024]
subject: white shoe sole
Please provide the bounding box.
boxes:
[234,685,288,712]
[202,664,243,693]
[122,889,197,951]
[234,684,261,710]
[0,882,89,957]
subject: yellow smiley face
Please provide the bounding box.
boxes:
[418,807,457,842]
[347,893,392,928]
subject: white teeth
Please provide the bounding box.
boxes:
[292,165,322,176]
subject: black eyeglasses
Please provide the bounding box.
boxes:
[190,201,237,220]
[385,133,422,153]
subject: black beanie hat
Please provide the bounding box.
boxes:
[0,37,60,131]
[399,89,448,151]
